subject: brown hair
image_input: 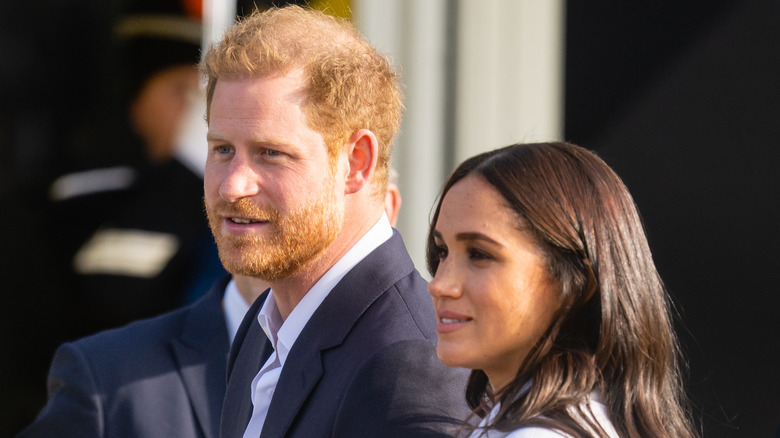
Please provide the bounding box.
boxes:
[427,142,695,438]
[200,5,402,197]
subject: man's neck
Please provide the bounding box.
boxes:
[234,275,269,305]
[267,250,342,320]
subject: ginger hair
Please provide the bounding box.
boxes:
[200,5,403,198]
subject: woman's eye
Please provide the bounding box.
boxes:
[434,244,448,260]
[468,248,491,261]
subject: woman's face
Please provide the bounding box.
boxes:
[428,175,561,392]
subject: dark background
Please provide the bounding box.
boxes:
[565,1,780,436]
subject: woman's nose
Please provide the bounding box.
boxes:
[427,260,462,299]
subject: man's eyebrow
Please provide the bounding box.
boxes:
[206,133,225,142]
[206,133,292,148]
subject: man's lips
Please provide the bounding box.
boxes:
[221,215,272,234]
[228,217,267,224]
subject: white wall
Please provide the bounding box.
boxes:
[355,0,565,275]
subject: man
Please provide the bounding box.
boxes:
[17,181,404,438]
[202,6,470,438]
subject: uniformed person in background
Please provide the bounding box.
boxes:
[2,0,226,434]
[49,0,226,339]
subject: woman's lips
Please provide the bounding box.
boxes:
[436,310,472,334]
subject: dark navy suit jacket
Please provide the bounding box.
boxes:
[18,277,232,438]
[220,232,471,438]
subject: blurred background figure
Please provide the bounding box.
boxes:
[1,0,226,434]
[384,166,402,227]
[48,0,224,337]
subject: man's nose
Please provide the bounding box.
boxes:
[219,157,260,202]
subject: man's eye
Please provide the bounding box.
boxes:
[217,145,233,155]
[265,149,282,156]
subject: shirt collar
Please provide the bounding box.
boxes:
[223,278,251,344]
[257,212,393,366]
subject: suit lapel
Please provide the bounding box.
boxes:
[171,277,231,438]
[222,291,274,437]
[260,232,415,437]
[259,331,324,437]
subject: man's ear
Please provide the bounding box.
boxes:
[344,129,378,194]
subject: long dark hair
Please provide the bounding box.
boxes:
[426,142,695,438]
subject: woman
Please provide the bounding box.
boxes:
[427,142,695,437]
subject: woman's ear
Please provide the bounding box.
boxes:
[344,129,378,194]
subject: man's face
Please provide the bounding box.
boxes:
[204,72,344,280]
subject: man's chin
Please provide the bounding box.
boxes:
[218,250,261,277]
[220,254,298,282]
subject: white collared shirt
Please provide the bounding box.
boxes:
[223,279,251,344]
[242,213,393,438]
[470,386,619,438]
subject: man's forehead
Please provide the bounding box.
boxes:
[213,71,307,104]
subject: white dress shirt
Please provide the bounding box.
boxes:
[223,279,251,344]
[242,213,393,438]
